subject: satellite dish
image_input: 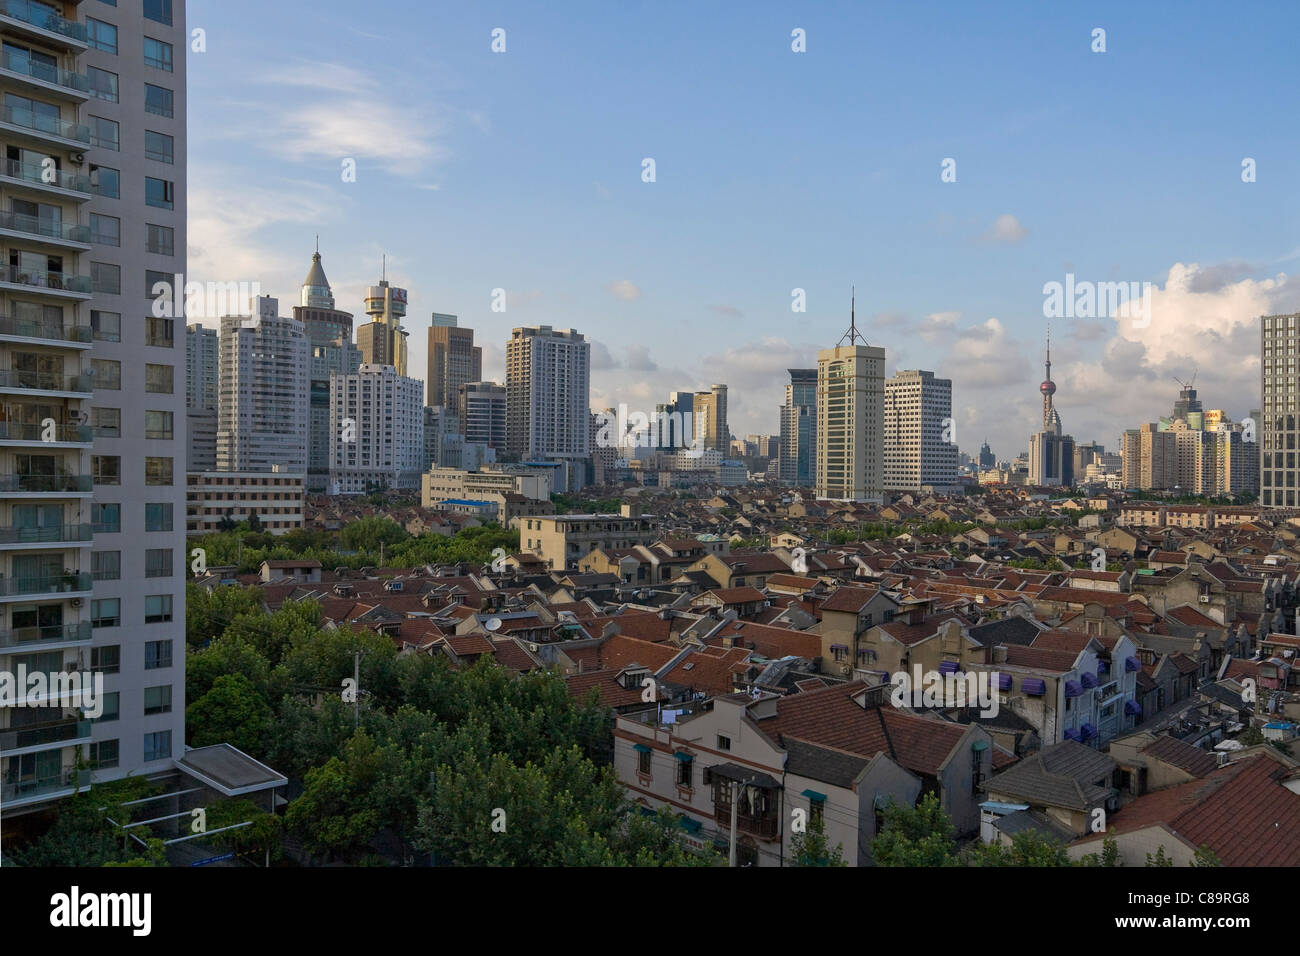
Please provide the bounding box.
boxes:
[485,616,502,632]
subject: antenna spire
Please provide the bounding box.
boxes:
[837,286,868,347]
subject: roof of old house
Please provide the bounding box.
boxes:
[984,740,1116,810]
[1140,735,1219,778]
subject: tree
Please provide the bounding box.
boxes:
[871,793,957,866]
[187,673,274,755]
[5,778,162,866]
[791,821,848,866]
[963,830,1072,866]
[340,516,409,554]
[1192,844,1221,867]
[1146,845,1175,867]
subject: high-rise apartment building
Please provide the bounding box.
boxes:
[779,368,815,484]
[654,390,695,450]
[1261,313,1300,508]
[185,322,215,410]
[0,0,189,810]
[816,301,885,502]
[426,313,481,410]
[883,369,956,492]
[217,296,309,473]
[329,363,424,492]
[1137,422,1176,490]
[693,384,728,454]
[505,325,590,491]
[357,274,407,375]
[457,380,505,452]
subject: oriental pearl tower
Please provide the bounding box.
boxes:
[1040,324,1061,436]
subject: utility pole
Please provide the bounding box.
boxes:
[353,650,361,728]
[728,780,739,867]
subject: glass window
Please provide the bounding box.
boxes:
[94,691,120,723]
[91,550,120,581]
[144,83,173,118]
[144,685,172,715]
[90,213,120,246]
[144,409,172,439]
[91,309,120,341]
[90,165,119,199]
[90,739,119,769]
[91,357,120,389]
[88,115,119,151]
[92,455,120,484]
[145,363,172,393]
[146,223,174,255]
[91,598,120,628]
[145,502,172,531]
[144,548,172,578]
[143,37,172,72]
[144,0,173,26]
[91,645,120,673]
[144,639,172,669]
[145,269,171,296]
[145,316,173,347]
[87,18,118,54]
[145,456,172,485]
[145,176,173,209]
[91,502,120,533]
[91,262,120,295]
[144,130,172,163]
[144,593,173,622]
[91,406,120,437]
[87,66,118,102]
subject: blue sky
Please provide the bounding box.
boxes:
[187,0,1300,459]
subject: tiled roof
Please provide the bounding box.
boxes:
[1140,735,1219,777]
[985,740,1116,810]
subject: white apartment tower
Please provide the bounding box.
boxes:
[216,296,309,473]
[1261,313,1300,508]
[816,298,885,502]
[329,363,425,493]
[0,0,188,810]
[184,321,215,410]
[505,325,590,491]
[884,369,957,492]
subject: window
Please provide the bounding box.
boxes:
[145,502,172,531]
[144,0,173,26]
[144,83,173,118]
[145,316,173,347]
[144,130,172,164]
[144,730,172,762]
[92,455,120,484]
[144,593,173,623]
[147,223,174,255]
[90,165,119,199]
[91,645,120,674]
[89,214,120,247]
[638,748,651,776]
[717,734,731,752]
[91,598,120,629]
[92,406,120,437]
[144,639,172,669]
[90,739,119,769]
[87,66,118,102]
[88,115,119,151]
[91,309,120,342]
[145,456,172,485]
[94,692,120,723]
[92,502,120,533]
[145,363,173,393]
[145,269,171,298]
[144,409,172,439]
[91,262,120,295]
[92,358,121,390]
[143,37,173,72]
[809,796,825,829]
[145,176,173,209]
[676,755,693,787]
[144,548,172,578]
[144,685,172,715]
[91,550,120,581]
[87,18,118,54]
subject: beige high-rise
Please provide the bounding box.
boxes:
[816,344,885,501]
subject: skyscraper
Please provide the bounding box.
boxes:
[330,363,424,492]
[457,380,506,451]
[1028,329,1074,486]
[426,313,482,409]
[505,325,590,491]
[816,294,885,501]
[693,384,729,454]
[779,368,816,484]
[357,270,408,375]
[185,323,216,411]
[1260,313,1300,508]
[884,369,956,492]
[217,296,310,473]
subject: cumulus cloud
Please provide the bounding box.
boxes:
[607,279,642,301]
[980,213,1028,244]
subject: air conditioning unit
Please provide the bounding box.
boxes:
[839,663,852,676]
[70,597,82,607]
[1198,595,1210,603]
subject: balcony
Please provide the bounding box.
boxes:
[712,807,780,839]
[0,571,92,600]
[1,767,90,806]
[0,619,90,650]
[0,368,91,395]
[0,210,90,249]
[0,157,93,199]
[0,522,91,547]
[0,312,92,347]
[0,473,93,494]
[0,265,93,299]
[0,103,89,152]
[0,716,92,753]
[0,420,91,444]
[0,46,89,100]
[0,0,89,51]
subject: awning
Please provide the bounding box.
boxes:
[997,673,1012,691]
[1125,656,1141,672]
[1097,659,1110,673]
[1063,728,1082,741]
[674,751,693,762]
[633,743,651,753]
[1080,723,1098,740]
[708,762,780,789]
[1081,672,1098,689]
[971,739,989,752]
[938,660,960,675]
[678,815,702,834]
[1125,700,1142,716]
[801,788,827,802]
[1021,678,1046,696]
[1064,680,1083,698]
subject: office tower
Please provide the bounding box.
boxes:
[457,380,505,451]
[217,296,309,473]
[426,313,482,409]
[1171,419,1215,494]
[654,390,695,450]
[1073,441,1104,479]
[0,0,190,809]
[884,369,956,492]
[779,368,816,484]
[693,384,728,454]
[978,440,996,469]
[505,326,590,491]
[423,404,459,470]
[185,323,216,410]
[591,409,617,485]
[291,246,359,493]
[1028,330,1075,486]
[1261,314,1300,508]
[1121,429,1141,488]
[1171,377,1203,427]
[357,271,407,374]
[1215,420,1258,496]
[816,296,885,501]
[329,363,424,492]
[1136,422,1176,490]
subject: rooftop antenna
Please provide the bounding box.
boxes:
[315,234,319,255]
[837,286,869,347]
[381,254,386,282]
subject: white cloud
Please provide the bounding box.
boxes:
[980,213,1028,244]
[608,279,642,301]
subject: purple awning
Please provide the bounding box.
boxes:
[1021,678,1046,696]
[1098,659,1109,673]
[1064,680,1083,698]
[938,660,960,675]
[1063,728,1082,741]
[1081,672,1098,689]
[1080,722,1098,740]
[997,673,1012,691]
[1125,700,1142,716]
[1125,656,1141,672]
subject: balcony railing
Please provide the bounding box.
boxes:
[0,620,90,649]
[0,47,88,92]
[0,211,89,243]
[1,157,92,193]
[0,572,92,597]
[0,313,92,343]
[0,421,92,442]
[0,0,89,43]
[0,522,91,545]
[1,767,89,802]
[0,473,92,493]
[0,369,91,392]
[0,104,89,143]
[712,809,780,839]
[0,717,91,752]
[0,266,93,293]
